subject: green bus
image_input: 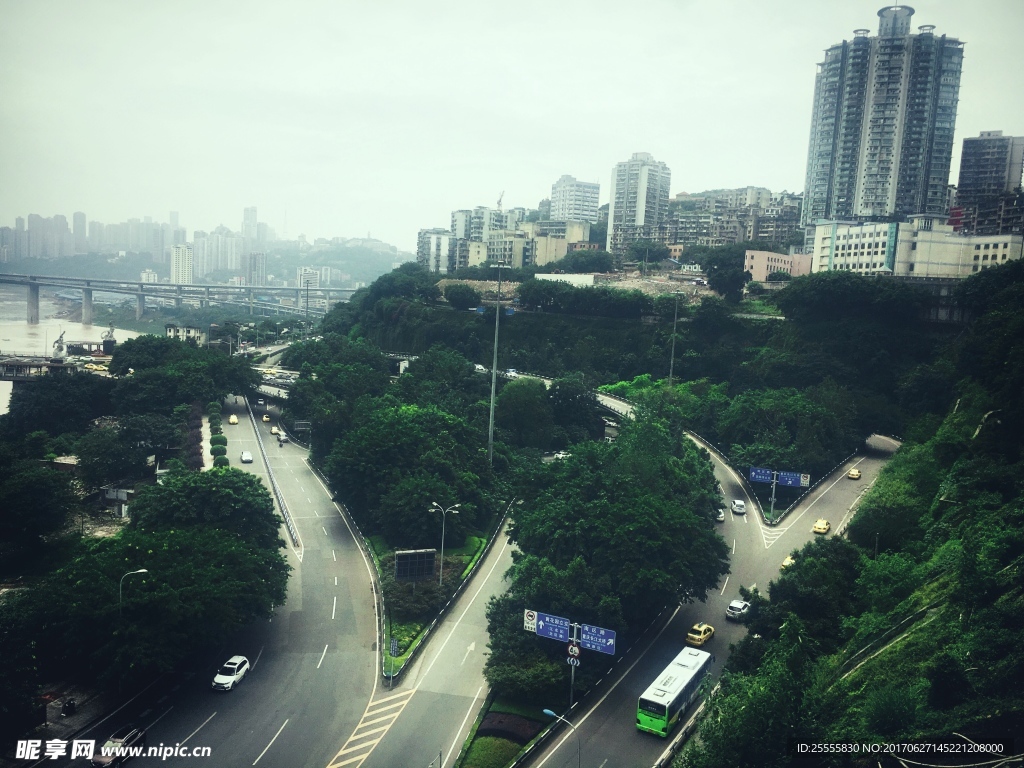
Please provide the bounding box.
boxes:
[636,647,714,736]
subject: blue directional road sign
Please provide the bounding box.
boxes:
[749,466,773,484]
[535,612,570,642]
[580,624,617,655]
[777,471,809,488]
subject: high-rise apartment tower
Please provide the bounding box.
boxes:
[956,131,1024,209]
[171,244,194,284]
[550,175,600,223]
[606,152,671,253]
[801,6,964,232]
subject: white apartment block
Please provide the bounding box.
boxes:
[607,152,671,253]
[140,269,159,283]
[810,215,1023,278]
[550,175,600,223]
[170,244,193,284]
[417,228,454,273]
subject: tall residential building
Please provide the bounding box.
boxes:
[606,152,671,253]
[171,244,194,284]
[956,131,1024,209]
[801,7,964,234]
[242,252,267,286]
[243,207,258,240]
[416,228,454,273]
[550,175,600,223]
[73,212,86,253]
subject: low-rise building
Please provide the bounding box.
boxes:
[744,250,812,283]
[810,215,1023,278]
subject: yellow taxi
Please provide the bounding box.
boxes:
[813,518,831,534]
[685,622,715,647]
[228,414,239,425]
[782,555,796,569]
[847,468,862,480]
[270,426,279,435]
[262,414,271,423]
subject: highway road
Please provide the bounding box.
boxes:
[528,435,898,768]
[57,397,379,768]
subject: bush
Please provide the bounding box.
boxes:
[210,425,223,435]
[213,455,230,467]
[210,434,228,447]
[207,401,222,415]
[210,445,227,457]
[208,416,222,427]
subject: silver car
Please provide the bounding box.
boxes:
[240,451,253,464]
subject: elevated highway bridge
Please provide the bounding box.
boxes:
[0,272,355,323]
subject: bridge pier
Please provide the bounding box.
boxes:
[27,283,39,324]
[82,288,93,325]
[136,294,145,320]
[249,291,255,316]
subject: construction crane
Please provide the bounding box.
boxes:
[497,191,504,212]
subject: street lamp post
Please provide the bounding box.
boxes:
[119,568,148,617]
[430,502,460,586]
[487,263,510,466]
[542,709,580,768]
[667,290,685,388]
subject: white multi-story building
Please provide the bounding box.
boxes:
[810,215,1022,279]
[607,152,671,253]
[550,175,600,223]
[416,228,454,273]
[140,269,159,283]
[243,206,258,241]
[802,7,964,231]
[170,244,194,284]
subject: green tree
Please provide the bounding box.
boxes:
[443,283,482,311]
[0,460,78,550]
[129,466,283,550]
[496,378,554,449]
[75,427,149,490]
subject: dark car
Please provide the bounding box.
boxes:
[91,724,146,766]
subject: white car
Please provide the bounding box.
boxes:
[505,369,520,378]
[553,451,571,460]
[212,656,250,691]
[730,499,746,514]
[726,600,750,620]
[240,451,253,464]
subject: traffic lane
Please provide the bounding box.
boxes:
[362,532,515,768]
[535,599,738,768]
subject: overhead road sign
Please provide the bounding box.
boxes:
[580,624,617,655]
[750,467,773,484]
[536,612,570,642]
[778,471,810,488]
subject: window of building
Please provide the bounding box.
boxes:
[972,265,979,272]
[908,263,914,272]
[975,244,980,250]
[974,254,980,261]
[911,242,917,250]
[984,244,990,250]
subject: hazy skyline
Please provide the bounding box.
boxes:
[2,0,1022,252]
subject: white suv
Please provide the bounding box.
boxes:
[730,499,746,514]
[212,656,250,691]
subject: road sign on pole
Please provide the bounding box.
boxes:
[566,657,580,667]
[535,612,570,642]
[777,471,809,488]
[749,466,773,484]
[567,643,580,658]
[523,609,537,633]
[579,624,617,655]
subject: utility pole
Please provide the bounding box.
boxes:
[487,263,507,466]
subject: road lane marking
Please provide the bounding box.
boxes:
[317,644,329,669]
[252,719,288,765]
[461,642,476,666]
[332,596,337,620]
[421,534,510,683]
[332,549,336,562]
[329,689,415,768]
[314,509,320,517]
[719,576,729,595]
[445,685,484,767]
[335,576,338,585]
[731,539,736,555]
[179,712,216,747]
[144,706,174,730]
[323,526,328,535]
[252,645,265,669]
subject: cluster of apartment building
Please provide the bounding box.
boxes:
[417,7,1022,286]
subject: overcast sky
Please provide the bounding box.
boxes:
[1,0,1021,252]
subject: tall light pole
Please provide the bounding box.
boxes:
[430,502,460,586]
[119,568,148,617]
[667,290,685,388]
[542,709,580,768]
[487,263,510,466]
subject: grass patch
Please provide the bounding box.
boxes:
[737,298,783,316]
[488,698,548,721]
[462,736,522,768]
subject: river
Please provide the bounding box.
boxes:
[0,284,141,414]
